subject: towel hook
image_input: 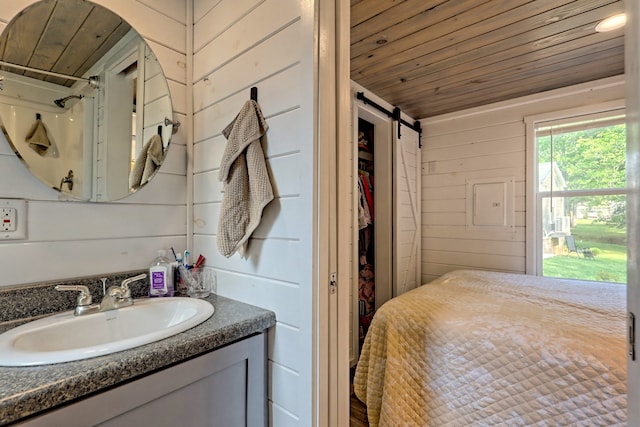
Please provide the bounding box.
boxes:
[250,86,258,102]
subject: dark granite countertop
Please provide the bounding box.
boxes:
[0,293,276,426]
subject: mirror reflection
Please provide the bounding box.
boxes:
[0,0,175,202]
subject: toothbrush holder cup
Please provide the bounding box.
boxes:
[180,267,216,298]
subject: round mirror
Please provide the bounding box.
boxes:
[0,0,176,201]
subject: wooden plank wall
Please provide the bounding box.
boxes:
[0,0,187,286]
[192,0,315,425]
[420,75,625,284]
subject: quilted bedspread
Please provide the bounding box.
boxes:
[353,270,626,426]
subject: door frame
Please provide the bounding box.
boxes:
[625,0,640,424]
[316,0,351,425]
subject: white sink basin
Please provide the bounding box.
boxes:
[0,297,214,366]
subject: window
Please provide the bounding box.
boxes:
[531,108,626,283]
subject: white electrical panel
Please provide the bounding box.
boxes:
[0,199,27,240]
[465,177,515,232]
[473,182,507,226]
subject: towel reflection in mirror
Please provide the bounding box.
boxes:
[129,133,164,190]
[25,115,57,157]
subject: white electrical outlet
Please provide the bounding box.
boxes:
[1,208,17,231]
[0,199,27,240]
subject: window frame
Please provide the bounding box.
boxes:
[524,100,626,276]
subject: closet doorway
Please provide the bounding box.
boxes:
[350,92,422,367]
[352,103,392,365]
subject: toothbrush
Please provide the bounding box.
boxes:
[194,254,205,269]
[183,250,190,268]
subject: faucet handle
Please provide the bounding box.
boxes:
[55,285,93,306]
[120,273,147,298]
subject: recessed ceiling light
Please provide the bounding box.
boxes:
[595,13,626,32]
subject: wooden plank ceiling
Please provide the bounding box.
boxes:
[351,0,625,119]
[0,0,130,87]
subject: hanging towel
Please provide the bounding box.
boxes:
[217,99,273,258]
[25,119,51,156]
[129,133,164,189]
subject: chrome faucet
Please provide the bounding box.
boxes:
[55,273,147,316]
[100,273,147,311]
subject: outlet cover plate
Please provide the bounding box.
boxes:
[0,199,27,240]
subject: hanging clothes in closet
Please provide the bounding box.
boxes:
[357,125,375,350]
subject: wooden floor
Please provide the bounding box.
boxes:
[350,364,369,426]
[350,389,369,426]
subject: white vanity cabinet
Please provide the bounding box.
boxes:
[16,332,267,427]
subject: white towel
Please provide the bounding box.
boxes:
[217,100,273,258]
[129,134,164,189]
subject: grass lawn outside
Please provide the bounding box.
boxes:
[543,220,627,284]
[571,219,626,245]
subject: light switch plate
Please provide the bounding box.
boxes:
[0,199,27,240]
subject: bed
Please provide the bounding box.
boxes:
[353,269,627,426]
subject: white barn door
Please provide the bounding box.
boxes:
[393,122,421,296]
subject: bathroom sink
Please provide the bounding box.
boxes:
[0,297,214,366]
